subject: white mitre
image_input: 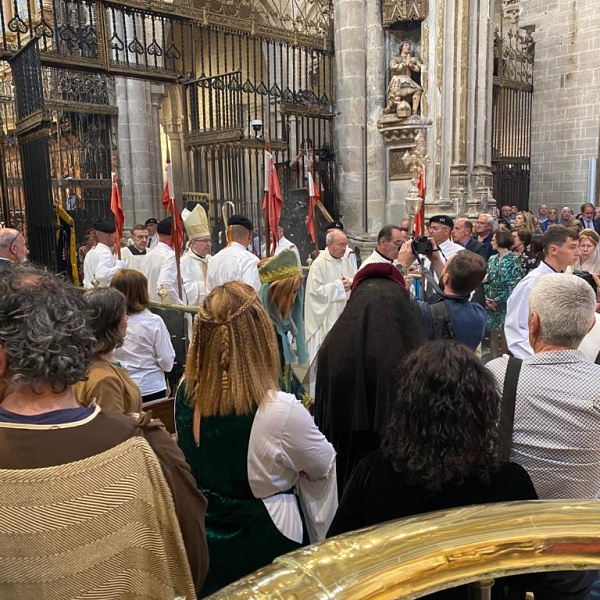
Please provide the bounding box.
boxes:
[183,204,210,240]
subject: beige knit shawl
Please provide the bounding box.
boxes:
[0,436,196,600]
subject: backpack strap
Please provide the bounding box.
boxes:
[498,356,523,462]
[427,300,456,340]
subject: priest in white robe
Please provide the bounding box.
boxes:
[120,224,149,271]
[359,224,406,270]
[141,217,185,305]
[181,204,212,306]
[305,229,356,364]
[206,215,260,292]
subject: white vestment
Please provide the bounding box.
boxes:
[120,246,146,271]
[181,249,211,306]
[304,248,356,364]
[359,249,394,270]
[83,243,124,288]
[206,241,261,292]
[140,241,185,305]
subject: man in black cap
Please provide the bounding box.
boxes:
[145,218,159,250]
[426,215,463,263]
[140,217,185,305]
[206,215,260,292]
[83,219,125,288]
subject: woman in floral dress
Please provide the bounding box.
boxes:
[485,230,523,359]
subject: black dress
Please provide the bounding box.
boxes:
[328,450,538,600]
[328,452,596,600]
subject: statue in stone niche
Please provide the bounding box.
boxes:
[384,41,423,118]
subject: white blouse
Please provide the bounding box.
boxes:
[114,309,175,396]
[247,391,336,543]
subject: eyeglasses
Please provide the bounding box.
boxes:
[7,231,21,248]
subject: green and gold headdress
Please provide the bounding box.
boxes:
[258,249,301,284]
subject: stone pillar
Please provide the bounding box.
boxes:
[468,0,495,215]
[334,0,367,232]
[365,0,387,232]
[428,0,494,217]
[116,78,165,227]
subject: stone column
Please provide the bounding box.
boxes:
[468,0,495,215]
[365,0,387,232]
[428,0,494,218]
[334,0,367,232]
[116,79,166,227]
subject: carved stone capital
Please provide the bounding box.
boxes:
[382,0,428,27]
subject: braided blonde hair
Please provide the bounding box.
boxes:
[185,281,280,417]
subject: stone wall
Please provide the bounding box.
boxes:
[520,0,600,214]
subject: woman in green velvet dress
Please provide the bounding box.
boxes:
[175,281,336,596]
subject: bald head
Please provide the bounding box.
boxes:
[0,228,28,263]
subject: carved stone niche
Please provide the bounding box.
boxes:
[382,0,428,28]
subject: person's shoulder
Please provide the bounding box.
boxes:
[486,355,510,379]
[470,300,487,317]
[490,461,537,499]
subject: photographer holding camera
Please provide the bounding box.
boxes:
[398,227,487,350]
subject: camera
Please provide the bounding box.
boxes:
[573,270,597,294]
[411,236,434,256]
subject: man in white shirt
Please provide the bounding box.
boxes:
[359,224,406,270]
[121,224,149,271]
[83,220,125,288]
[505,225,580,358]
[421,215,463,285]
[305,229,356,364]
[264,225,302,268]
[145,218,159,250]
[206,215,261,292]
[140,217,185,305]
[181,204,212,306]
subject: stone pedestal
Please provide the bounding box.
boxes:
[377,116,431,223]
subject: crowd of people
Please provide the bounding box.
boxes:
[1,200,600,599]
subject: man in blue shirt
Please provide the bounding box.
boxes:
[398,241,488,350]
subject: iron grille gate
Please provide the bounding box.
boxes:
[492,26,534,211]
[184,33,335,260]
[8,39,56,268]
[0,0,335,270]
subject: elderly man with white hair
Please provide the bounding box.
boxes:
[489,273,600,499]
[473,213,495,259]
[304,228,356,364]
[488,272,600,599]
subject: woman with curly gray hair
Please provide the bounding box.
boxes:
[73,286,142,413]
[0,265,208,597]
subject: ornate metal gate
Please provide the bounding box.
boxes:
[0,0,335,270]
[492,26,534,211]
